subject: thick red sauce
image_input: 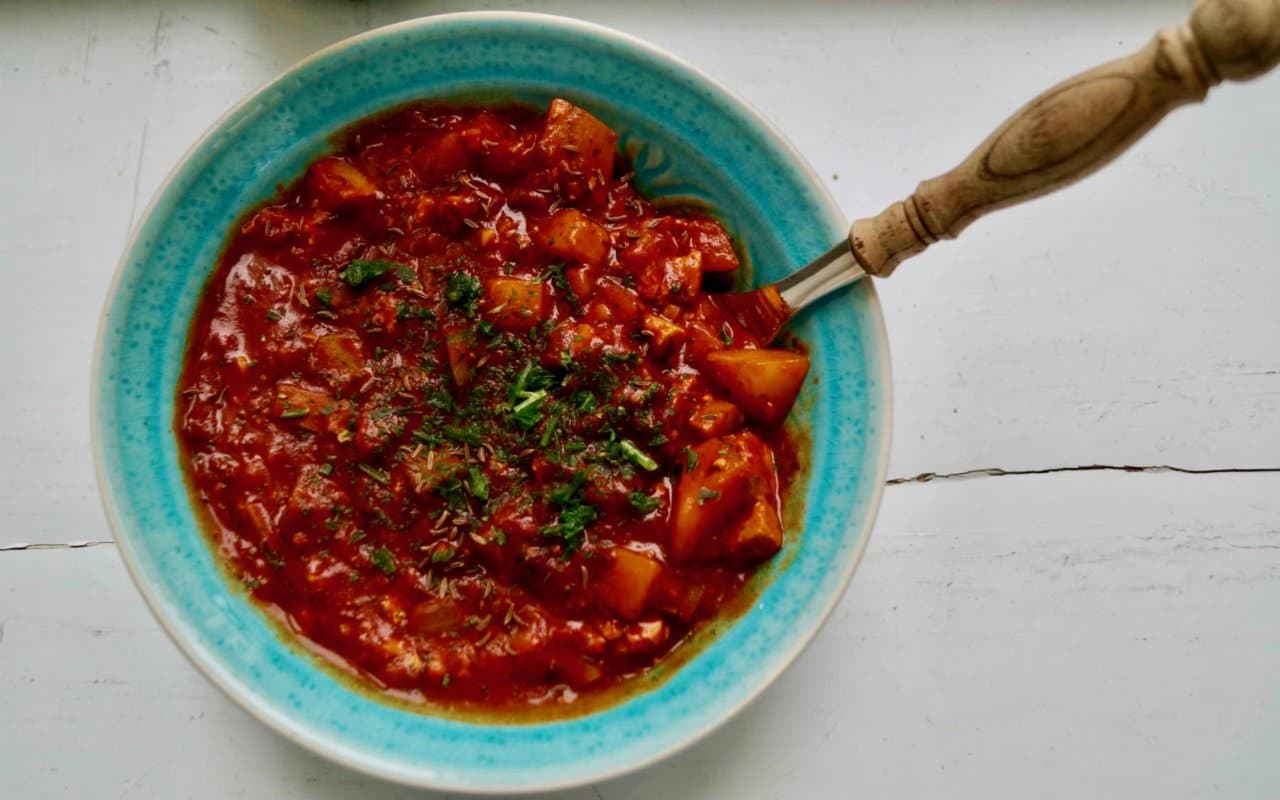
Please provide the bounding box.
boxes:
[177,100,810,712]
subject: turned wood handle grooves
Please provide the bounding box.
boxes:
[850,0,1280,277]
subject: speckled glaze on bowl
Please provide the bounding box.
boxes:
[91,12,891,793]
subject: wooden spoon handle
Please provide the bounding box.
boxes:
[849,0,1280,277]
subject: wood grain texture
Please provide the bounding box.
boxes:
[2,1,1280,795]
[850,0,1280,277]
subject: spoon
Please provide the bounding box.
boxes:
[718,0,1280,342]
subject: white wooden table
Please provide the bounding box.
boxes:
[3,2,1278,797]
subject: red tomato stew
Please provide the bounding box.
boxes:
[176,100,810,712]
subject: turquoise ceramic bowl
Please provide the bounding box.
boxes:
[92,12,891,793]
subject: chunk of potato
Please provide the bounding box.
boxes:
[670,434,771,562]
[655,576,706,622]
[552,653,604,686]
[410,597,467,636]
[564,264,598,303]
[535,208,612,267]
[686,398,744,438]
[642,313,688,357]
[598,547,665,620]
[442,324,475,387]
[703,349,809,425]
[484,276,546,332]
[591,278,645,325]
[272,381,351,435]
[307,157,378,207]
[284,464,349,526]
[236,498,277,548]
[636,250,701,304]
[411,131,471,186]
[726,497,784,562]
[310,331,367,389]
[664,217,740,273]
[540,98,617,180]
[541,320,630,369]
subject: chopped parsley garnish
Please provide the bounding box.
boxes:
[436,476,467,509]
[349,530,366,543]
[698,487,722,505]
[510,360,556,401]
[618,439,659,471]
[265,309,282,322]
[685,447,699,472]
[546,263,571,293]
[511,389,547,429]
[543,471,597,554]
[393,264,417,283]
[370,546,397,576]
[445,271,482,315]
[357,463,390,485]
[538,411,560,447]
[339,258,399,288]
[279,407,310,420]
[317,463,333,476]
[314,287,333,307]
[628,490,660,514]
[443,423,485,446]
[467,467,489,501]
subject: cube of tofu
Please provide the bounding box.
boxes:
[540,98,618,180]
[483,276,546,332]
[309,331,367,389]
[703,349,810,425]
[598,547,665,620]
[307,157,379,208]
[534,208,612,268]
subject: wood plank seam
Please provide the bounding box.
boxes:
[6,464,1279,549]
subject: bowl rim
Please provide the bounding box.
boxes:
[90,10,893,793]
